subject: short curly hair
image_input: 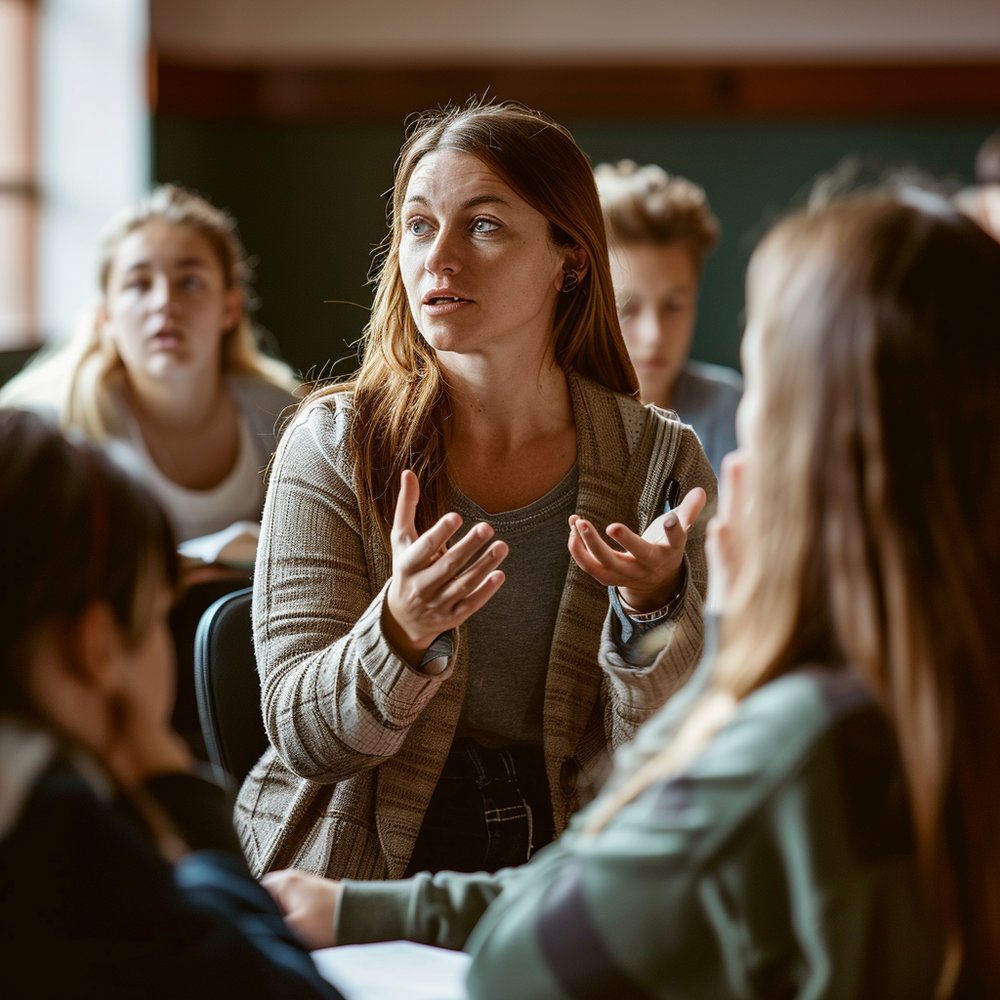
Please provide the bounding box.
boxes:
[594,160,720,272]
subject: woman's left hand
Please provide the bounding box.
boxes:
[569,486,707,613]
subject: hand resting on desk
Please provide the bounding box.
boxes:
[263,869,342,950]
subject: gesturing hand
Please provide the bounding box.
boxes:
[261,870,340,951]
[384,470,508,666]
[568,486,707,614]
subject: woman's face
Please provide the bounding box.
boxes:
[103,219,241,388]
[398,149,569,369]
[609,242,699,407]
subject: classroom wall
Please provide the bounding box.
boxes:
[151,0,1000,378]
[154,115,995,377]
[150,0,1000,60]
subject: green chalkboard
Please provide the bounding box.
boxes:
[155,116,995,380]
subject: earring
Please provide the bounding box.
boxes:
[561,269,581,294]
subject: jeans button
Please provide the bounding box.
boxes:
[559,757,580,797]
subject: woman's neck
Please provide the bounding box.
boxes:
[441,357,577,512]
[443,356,572,452]
[126,369,227,432]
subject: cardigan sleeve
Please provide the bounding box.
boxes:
[597,422,717,735]
[253,400,451,782]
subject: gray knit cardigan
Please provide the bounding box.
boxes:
[235,372,716,880]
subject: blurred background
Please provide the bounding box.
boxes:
[3,0,1000,381]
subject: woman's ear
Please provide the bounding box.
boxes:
[96,302,112,337]
[222,287,244,335]
[70,602,126,694]
[559,247,590,293]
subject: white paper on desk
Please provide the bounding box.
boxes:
[177,520,260,568]
[312,941,470,1000]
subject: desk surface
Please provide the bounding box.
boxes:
[313,940,470,1000]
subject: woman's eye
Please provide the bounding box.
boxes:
[407,218,431,236]
[180,275,204,291]
[471,217,499,234]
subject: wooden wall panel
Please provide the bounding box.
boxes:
[154,59,1000,122]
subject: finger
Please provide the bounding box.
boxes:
[568,532,616,584]
[646,489,706,556]
[398,510,465,572]
[449,569,506,622]
[391,470,421,548]
[421,522,498,585]
[436,539,509,604]
[604,521,659,561]
[672,486,708,532]
[404,521,497,600]
[569,519,631,583]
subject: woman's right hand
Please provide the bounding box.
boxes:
[384,470,508,667]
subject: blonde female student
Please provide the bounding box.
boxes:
[0,184,298,546]
[262,193,1000,997]
[0,409,341,1000]
[237,100,715,882]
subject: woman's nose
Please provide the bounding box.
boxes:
[635,309,662,346]
[148,275,173,311]
[424,229,462,276]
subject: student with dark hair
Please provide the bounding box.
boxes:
[263,193,1000,998]
[0,409,341,1000]
[237,101,716,882]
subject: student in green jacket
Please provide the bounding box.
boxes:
[260,193,1000,998]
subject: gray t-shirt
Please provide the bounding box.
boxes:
[452,465,579,748]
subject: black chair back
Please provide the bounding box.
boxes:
[193,587,268,788]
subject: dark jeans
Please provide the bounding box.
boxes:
[405,738,555,876]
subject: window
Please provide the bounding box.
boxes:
[0,0,38,349]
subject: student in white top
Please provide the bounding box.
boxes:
[0,184,298,546]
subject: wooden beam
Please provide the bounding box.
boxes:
[154,58,1000,122]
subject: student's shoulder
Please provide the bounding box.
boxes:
[680,360,744,404]
[226,373,299,412]
[703,668,881,776]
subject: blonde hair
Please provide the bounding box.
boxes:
[310,100,638,546]
[594,159,720,272]
[1,185,298,439]
[591,194,1000,995]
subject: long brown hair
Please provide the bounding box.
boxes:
[312,99,638,545]
[596,194,1000,994]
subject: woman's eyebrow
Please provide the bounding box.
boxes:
[405,193,511,210]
